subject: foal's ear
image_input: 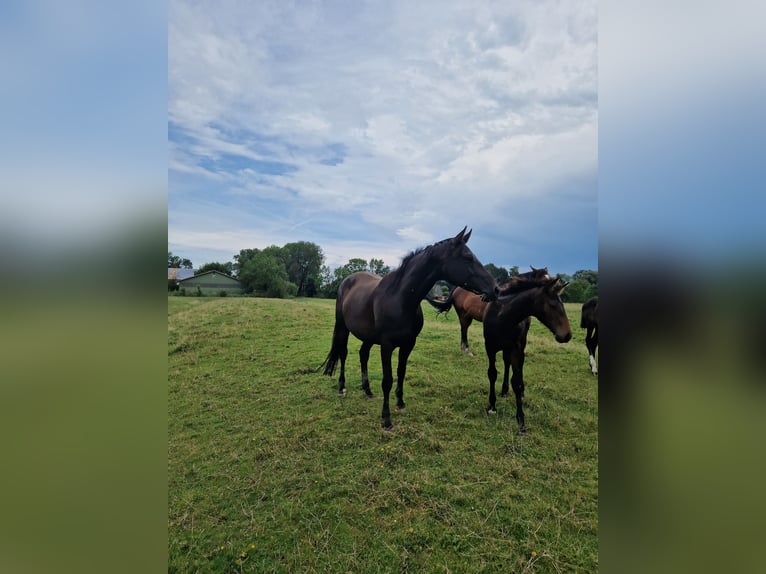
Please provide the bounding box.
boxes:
[453,226,468,242]
[463,228,472,243]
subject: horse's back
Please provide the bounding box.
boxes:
[581,296,598,327]
[453,288,488,321]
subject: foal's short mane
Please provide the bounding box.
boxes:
[498,275,557,298]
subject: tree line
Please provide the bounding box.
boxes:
[168,244,597,302]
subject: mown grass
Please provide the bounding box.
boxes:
[168,297,597,573]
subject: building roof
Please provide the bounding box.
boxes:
[168,268,196,281]
[178,269,241,283]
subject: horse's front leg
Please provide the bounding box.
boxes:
[510,346,526,432]
[359,341,374,397]
[486,349,498,414]
[395,342,415,411]
[379,344,395,429]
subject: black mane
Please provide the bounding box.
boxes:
[386,238,451,292]
[498,275,556,298]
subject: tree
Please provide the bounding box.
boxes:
[238,251,295,298]
[168,251,193,269]
[561,279,591,303]
[484,263,510,284]
[196,261,234,275]
[320,258,373,298]
[368,258,391,276]
[282,241,324,297]
[508,265,519,278]
[572,269,598,286]
[233,248,260,276]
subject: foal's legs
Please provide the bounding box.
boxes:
[359,340,374,397]
[510,347,526,432]
[500,347,512,397]
[486,349,499,413]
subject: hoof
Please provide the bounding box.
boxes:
[518,425,527,434]
[364,393,374,400]
[487,408,497,415]
[338,388,347,396]
[500,391,509,398]
[397,405,406,413]
[381,420,393,431]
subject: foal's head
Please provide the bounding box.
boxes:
[500,276,572,343]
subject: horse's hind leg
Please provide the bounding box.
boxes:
[586,326,598,375]
[359,341,374,398]
[336,328,350,395]
[460,316,474,355]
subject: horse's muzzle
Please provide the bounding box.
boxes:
[556,332,572,343]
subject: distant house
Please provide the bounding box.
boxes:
[178,270,244,295]
[168,268,196,282]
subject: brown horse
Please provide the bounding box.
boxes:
[321,227,499,429]
[581,296,598,375]
[426,266,551,355]
[482,275,571,432]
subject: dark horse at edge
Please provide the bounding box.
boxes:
[581,296,598,375]
[321,227,499,429]
[483,275,572,432]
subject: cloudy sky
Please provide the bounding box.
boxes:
[168,0,597,275]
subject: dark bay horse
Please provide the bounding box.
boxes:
[426,266,551,355]
[483,275,571,432]
[321,227,499,429]
[581,296,598,375]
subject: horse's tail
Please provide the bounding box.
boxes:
[320,318,346,376]
[425,287,455,315]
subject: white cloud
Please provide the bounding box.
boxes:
[169,0,598,273]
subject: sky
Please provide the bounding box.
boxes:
[168,0,597,275]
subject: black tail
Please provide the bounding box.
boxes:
[320,321,345,376]
[425,287,456,315]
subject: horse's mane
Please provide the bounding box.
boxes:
[498,274,559,298]
[497,267,551,297]
[386,238,451,292]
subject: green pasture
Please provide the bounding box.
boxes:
[168,297,597,573]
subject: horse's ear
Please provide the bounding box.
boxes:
[557,280,569,295]
[530,265,538,272]
[463,228,472,243]
[453,226,468,242]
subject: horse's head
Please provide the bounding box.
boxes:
[537,277,572,343]
[497,275,572,342]
[436,227,499,301]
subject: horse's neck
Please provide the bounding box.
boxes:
[389,253,439,306]
[498,289,537,321]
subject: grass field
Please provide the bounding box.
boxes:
[168,296,597,573]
